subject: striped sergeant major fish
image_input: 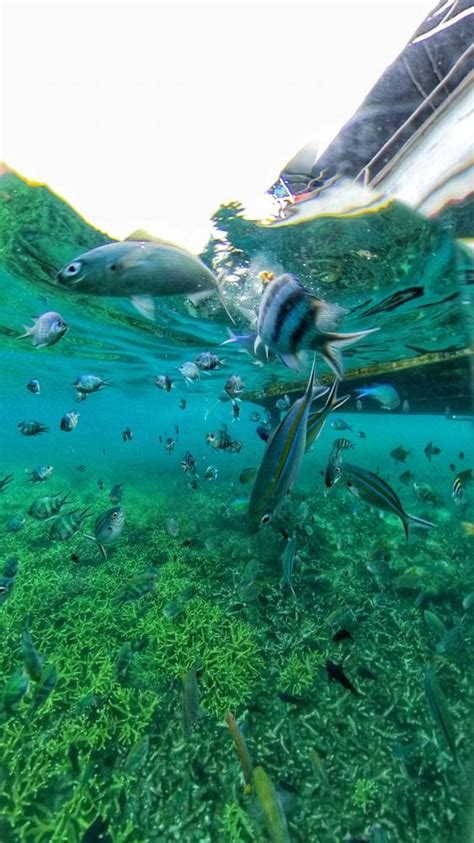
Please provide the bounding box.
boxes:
[248,357,326,532]
[255,272,378,378]
[451,467,473,505]
[327,461,435,539]
[305,380,351,452]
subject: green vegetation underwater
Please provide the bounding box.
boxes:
[0,17,473,843]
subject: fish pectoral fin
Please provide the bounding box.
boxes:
[97,544,108,560]
[130,295,156,321]
[84,534,96,543]
[187,289,213,305]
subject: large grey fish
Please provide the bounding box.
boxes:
[328,461,435,539]
[49,507,91,541]
[248,357,323,532]
[56,231,229,320]
[85,506,125,559]
[256,273,378,377]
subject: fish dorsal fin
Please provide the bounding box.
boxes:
[125,229,182,249]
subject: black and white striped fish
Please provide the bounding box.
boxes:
[452,475,463,504]
[256,273,378,377]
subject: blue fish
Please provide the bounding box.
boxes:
[328,461,435,539]
[353,383,400,410]
[256,273,378,377]
[248,357,323,531]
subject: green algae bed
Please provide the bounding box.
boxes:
[0,476,472,843]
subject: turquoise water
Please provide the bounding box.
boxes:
[0,171,473,843]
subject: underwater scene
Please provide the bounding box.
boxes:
[1,9,474,843]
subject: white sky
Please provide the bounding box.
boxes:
[1,0,435,252]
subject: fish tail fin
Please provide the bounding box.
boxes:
[306,354,317,397]
[18,325,33,340]
[317,328,378,379]
[324,378,351,413]
[404,513,436,538]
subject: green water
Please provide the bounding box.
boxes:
[0,171,472,843]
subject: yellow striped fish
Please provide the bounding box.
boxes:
[249,357,323,532]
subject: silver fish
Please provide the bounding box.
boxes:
[85,506,126,559]
[28,492,69,521]
[73,374,111,394]
[248,357,322,531]
[256,273,377,377]
[49,508,91,541]
[29,465,54,483]
[56,235,224,318]
[329,462,435,539]
[19,311,68,348]
[178,362,201,384]
[27,379,40,394]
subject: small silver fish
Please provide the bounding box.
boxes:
[73,374,110,394]
[194,352,225,371]
[19,311,68,348]
[85,506,126,559]
[224,374,245,400]
[178,362,201,384]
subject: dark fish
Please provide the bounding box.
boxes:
[256,272,377,376]
[97,478,104,490]
[239,467,257,485]
[179,399,187,410]
[326,659,359,695]
[232,400,240,422]
[27,378,40,394]
[331,418,352,431]
[358,430,366,439]
[181,667,200,737]
[181,451,198,475]
[2,669,29,714]
[390,446,411,463]
[256,424,271,443]
[30,664,57,712]
[115,642,133,682]
[459,452,464,460]
[0,473,13,492]
[278,691,310,706]
[332,629,353,642]
[194,352,225,371]
[21,628,43,681]
[76,464,87,472]
[122,427,133,442]
[399,469,414,486]
[424,441,441,462]
[80,815,111,843]
[449,463,455,472]
[109,484,123,503]
[17,420,49,436]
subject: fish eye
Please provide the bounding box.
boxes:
[112,511,118,518]
[109,265,117,271]
[260,513,271,526]
[65,261,82,275]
